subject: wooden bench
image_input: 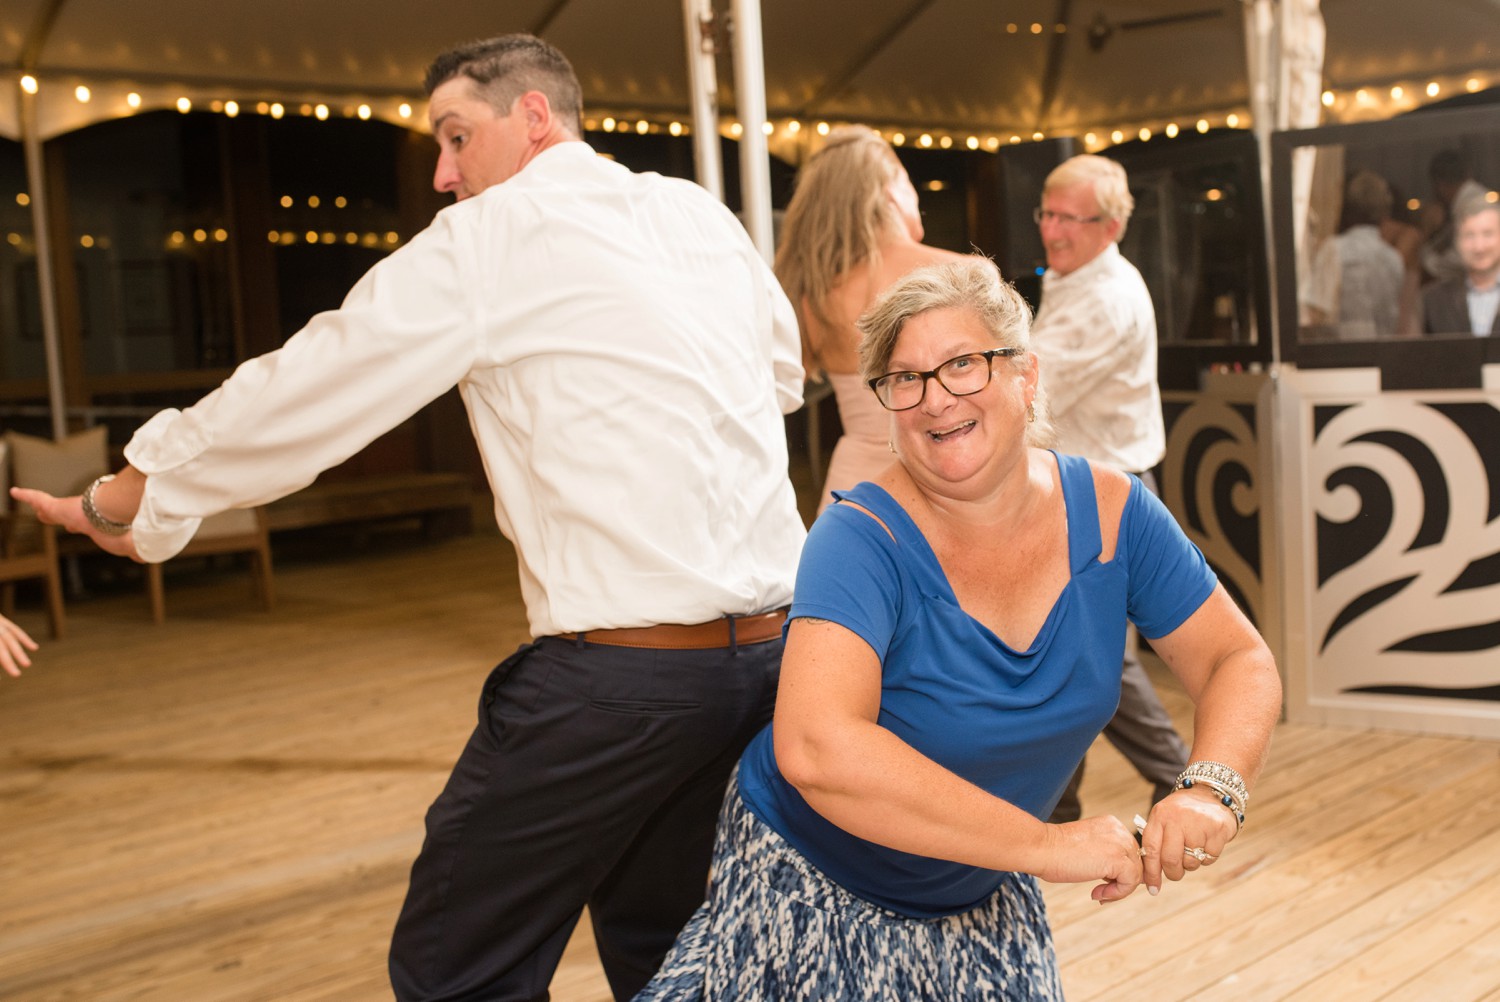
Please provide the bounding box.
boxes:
[264,472,476,538]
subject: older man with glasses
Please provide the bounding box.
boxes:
[1029,154,1188,827]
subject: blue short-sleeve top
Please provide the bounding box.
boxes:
[737,451,1217,917]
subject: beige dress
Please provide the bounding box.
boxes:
[817,371,894,514]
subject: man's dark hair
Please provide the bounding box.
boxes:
[425,34,584,137]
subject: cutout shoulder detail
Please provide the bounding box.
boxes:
[831,498,896,543]
[1091,463,1132,564]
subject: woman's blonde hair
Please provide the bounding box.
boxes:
[857,256,1053,446]
[774,126,908,329]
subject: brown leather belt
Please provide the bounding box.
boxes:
[558,609,788,650]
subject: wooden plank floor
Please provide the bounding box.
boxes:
[2,525,1498,1001]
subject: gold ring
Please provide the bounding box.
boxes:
[1185,847,1215,863]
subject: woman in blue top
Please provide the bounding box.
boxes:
[637,257,1281,1001]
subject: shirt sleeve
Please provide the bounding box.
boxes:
[1119,477,1218,639]
[789,502,903,661]
[124,207,484,562]
[767,267,806,415]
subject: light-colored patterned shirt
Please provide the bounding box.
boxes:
[1031,242,1165,473]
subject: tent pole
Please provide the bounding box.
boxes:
[730,0,774,263]
[681,0,723,200]
[1242,0,1280,364]
[19,84,68,440]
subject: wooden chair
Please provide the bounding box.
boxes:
[0,437,66,637]
[0,518,66,639]
[145,508,275,624]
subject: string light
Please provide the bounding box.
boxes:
[12,67,1472,168]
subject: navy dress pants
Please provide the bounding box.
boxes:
[389,634,782,1001]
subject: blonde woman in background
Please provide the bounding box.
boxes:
[775,125,972,513]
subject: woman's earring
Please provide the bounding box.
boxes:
[1027,402,1036,424]
[888,439,897,454]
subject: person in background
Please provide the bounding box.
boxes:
[1027,154,1188,825]
[1330,169,1405,339]
[636,257,1282,1001]
[0,613,38,677]
[1423,196,1500,336]
[774,125,969,514]
[1420,149,1488,285]
[1379,180,1427,335]
[13,33,806,1002]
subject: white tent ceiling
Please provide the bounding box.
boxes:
[3,0,1498,144]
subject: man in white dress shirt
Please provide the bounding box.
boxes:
[14,35,806,1002]
[1028,154,1189,825]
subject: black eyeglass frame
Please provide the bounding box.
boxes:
[866,348,1022,411]
[1032,206,1105,227]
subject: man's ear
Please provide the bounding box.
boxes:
[518,91,552,137]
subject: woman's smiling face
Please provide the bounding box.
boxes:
[886,306,1035,494]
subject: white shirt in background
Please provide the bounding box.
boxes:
[1031,242,1165,474]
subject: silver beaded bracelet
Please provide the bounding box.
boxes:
[81,474,133,536]
[1175,760,1249,830]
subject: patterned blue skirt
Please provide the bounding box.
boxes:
[635,773,1065,1001]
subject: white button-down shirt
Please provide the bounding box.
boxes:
[1030,242,1165,474]
[126,142,807,637]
